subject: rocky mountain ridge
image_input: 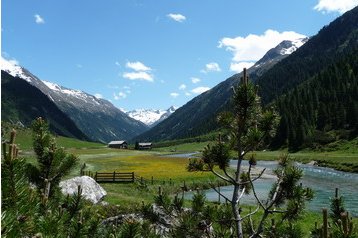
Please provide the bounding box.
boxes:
[125,106,177,127]
[1,58,148,142]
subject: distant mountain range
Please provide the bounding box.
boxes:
[1,59,148,142]
[135,6,358,148]
[125,106,177,127]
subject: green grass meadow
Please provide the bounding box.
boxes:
[6,130,357,236]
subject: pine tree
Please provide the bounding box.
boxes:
[188,68,313,237]
[27,117,78,199]
[2,120,105,237]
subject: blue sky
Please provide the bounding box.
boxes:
[2,0,357,111]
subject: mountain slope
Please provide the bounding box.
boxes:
[256,6,358,104]
[1,59,149,142]
[271,48,358,151]
[136,7,358,143]
[135,38,307,142]
[1,72,89,140]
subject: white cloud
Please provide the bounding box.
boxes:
[94,93,103,99]
[314,0,358,14]
[179,84,186,90]
[170,92,180,98]
[113,92,127,100]
[122,71,154,82]
[219,29,306,62]
[185,92,191,96]
[191,77,201,84]
[167,13,186,22]
[230,62,255,73]
[218,29,306,72]
[34,14,45,24]
[115,61,120,66]
[191,86,210,94]
[126,61,151,71]
[123,61,154,82]
[201,62,221,73]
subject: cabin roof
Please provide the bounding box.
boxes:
[108,140,127,145]
[138,142,152,146]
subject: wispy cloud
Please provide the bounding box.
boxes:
[167,13,186,22]
[230,62,255,73]
[122,72,153,82]
[179,84,186,90]
[113,92,127,100]
[218,29,306,72]
[123,86,131,94]
[34,14,45,24]
[123,61,154,82]
[201,62,221,73]
[170,92,180,98]
[191,86,210,94]
[314,0,358,14]
[191,77,201,84]
[126,61,152,71]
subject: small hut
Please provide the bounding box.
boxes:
[137,142,152,150]
[108,140,128,149]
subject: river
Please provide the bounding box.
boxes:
[171,154,358,216]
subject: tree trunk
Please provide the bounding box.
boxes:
[232,152,244,238]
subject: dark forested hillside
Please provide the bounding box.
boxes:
[256,6,358,104]
[1,72,89,140]
[271,50,358,151]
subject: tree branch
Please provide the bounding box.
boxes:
[248,164,266,210]
[240,205,260,221]
[210,184,231,203]
[209,166,234,184]
[223,167,236,184]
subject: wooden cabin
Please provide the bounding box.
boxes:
[108,140,128,149]
[137,142,152,150]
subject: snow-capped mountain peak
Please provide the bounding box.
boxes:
[252,37,309,71]
[126,106,177,126]
[1,57,32,82]
[279,37,308,55]
[42,80,93,102]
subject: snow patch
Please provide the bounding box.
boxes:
[280,37,307,55]
[126,106,177,126]
[43,80,90,101]
[1,56,32,82]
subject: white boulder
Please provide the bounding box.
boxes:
[60,176,107,204]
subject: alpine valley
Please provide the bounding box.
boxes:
[2,6,358,150]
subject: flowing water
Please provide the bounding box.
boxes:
[185,159,358,216]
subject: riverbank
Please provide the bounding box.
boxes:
[157,137,358,172]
